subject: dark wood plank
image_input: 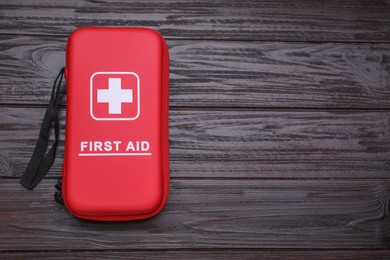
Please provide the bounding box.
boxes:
[1,106,389,179]
[1,35,390,108]
[2,1,389,257]
[1,0,390,42]
[0,179,389,250]
[2,250,390,259]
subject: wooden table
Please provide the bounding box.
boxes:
[1,1,390,258]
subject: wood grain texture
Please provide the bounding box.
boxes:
[1,35,390,108]
[1,0,390,257]
[0,179,389,250]
[1,0,390,42]
[1,106,389,179]
[2,250,390,260]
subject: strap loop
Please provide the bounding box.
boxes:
[20,68,65,189]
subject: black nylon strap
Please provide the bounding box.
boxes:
[20,68,65,189]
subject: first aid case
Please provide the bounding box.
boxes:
[21,27,170,221]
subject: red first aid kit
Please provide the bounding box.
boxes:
[20,27,170,221]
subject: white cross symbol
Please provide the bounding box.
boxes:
[97,78,133,114]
